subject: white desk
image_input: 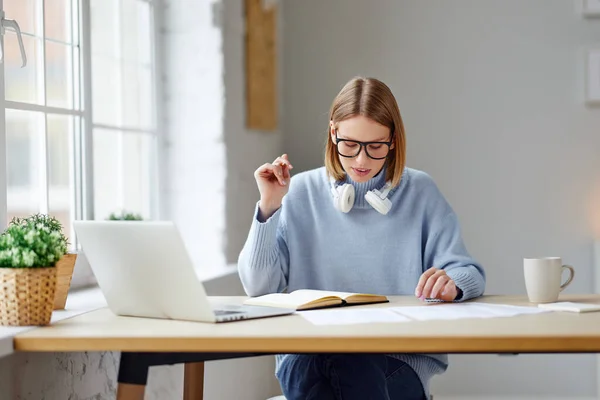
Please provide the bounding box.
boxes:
[0,264,239,358]
[14,294,600,353]
[0,287,107,358]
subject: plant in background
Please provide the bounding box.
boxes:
[0,216,68,269]
[107,210,144,221]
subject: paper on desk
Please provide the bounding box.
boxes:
[299,303,551,326]
[389,303,551,321]
[299,308,412,325]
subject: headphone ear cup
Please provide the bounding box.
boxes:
[336,184,355,213]
[365,190,392,215]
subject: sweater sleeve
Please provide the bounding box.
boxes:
[423,212,486,301]
[237,201,290,296]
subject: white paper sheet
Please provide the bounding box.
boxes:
[299,303,551,326]
[299,308,412,325]
[389,303,550,321]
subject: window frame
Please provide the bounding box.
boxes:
[0,0,161,289]
[0,0,6,231]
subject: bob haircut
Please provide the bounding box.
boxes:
[325,77,406,187]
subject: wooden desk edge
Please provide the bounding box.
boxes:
[14,336,600,353]
[13,295,600,354]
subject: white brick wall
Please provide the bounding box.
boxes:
[222,0,284,262]
[160,0,226,269]
[159,0,284,265]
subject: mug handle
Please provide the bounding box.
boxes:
[559,265,575,291]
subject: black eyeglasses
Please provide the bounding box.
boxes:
[334,130,393,160]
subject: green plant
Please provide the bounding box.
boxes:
[11,214,69,250]
[107,210,143,221]
[0,217,68,268]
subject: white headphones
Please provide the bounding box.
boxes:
[330,178,393,215]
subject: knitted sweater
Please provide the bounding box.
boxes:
[238,166,486,396]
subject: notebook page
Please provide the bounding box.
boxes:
[245,291,342,308]
[291,289,357,300]
[244,293,305,308]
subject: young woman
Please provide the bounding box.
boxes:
[238,77,486,400]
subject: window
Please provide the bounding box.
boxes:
[0,0,159,287]
[90,0,158,221]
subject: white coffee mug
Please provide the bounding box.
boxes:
[523,257,575,303]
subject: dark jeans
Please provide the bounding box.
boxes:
[276,354,426,400]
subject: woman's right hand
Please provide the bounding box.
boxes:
[254,154,293,219]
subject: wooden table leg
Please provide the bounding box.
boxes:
[183,361,205,400]
[116,383,145,400]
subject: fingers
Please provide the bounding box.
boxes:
[415,267,459,301]
[254,163,269,180]
[440,279,457,301]
[282,163,291,180]
[272,163,287,186]
[254,154,294,187]
[415,266,437,298]
[430,274,450,299]
[255,163,285,186]
[420,269,447,299]
[273,154,293,171]
[271,154,293,185]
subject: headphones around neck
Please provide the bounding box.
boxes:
[329,178,393,215]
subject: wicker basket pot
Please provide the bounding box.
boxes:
[0,267,57,326]
[54,253,77,310]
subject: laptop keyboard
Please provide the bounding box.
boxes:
[214,309,244,316]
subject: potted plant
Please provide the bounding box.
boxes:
[0,216,67,326]
[10,214,76,310]
[107,210,144,221]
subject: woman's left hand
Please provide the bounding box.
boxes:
[415,267,458,301]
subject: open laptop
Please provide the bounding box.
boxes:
[72,220,294,323]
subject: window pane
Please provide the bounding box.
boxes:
[122,132,154,219]
[90,0,155,130]
[45,0,72,43]
[91,56,119,125]
[46,41,73,108]
[93,129,120,220]
[5,35,42,104]
[121,0,152,65]
[48,114,74,246]
[93,129,154,221]
[91,0,118,59]
[6,110,44,223]
[122,65,153,129]
[4,0,39,36]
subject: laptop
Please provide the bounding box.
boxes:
[72,220,294,323]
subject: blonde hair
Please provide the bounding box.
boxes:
[325,77,406,188]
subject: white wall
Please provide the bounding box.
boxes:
[222,0,285,262]
[161,0,227,269]
[160,0,284,264]
[281,0,600,398]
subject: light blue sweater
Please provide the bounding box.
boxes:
[237,166,486,395]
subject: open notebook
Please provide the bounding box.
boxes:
[243,289,389,311]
